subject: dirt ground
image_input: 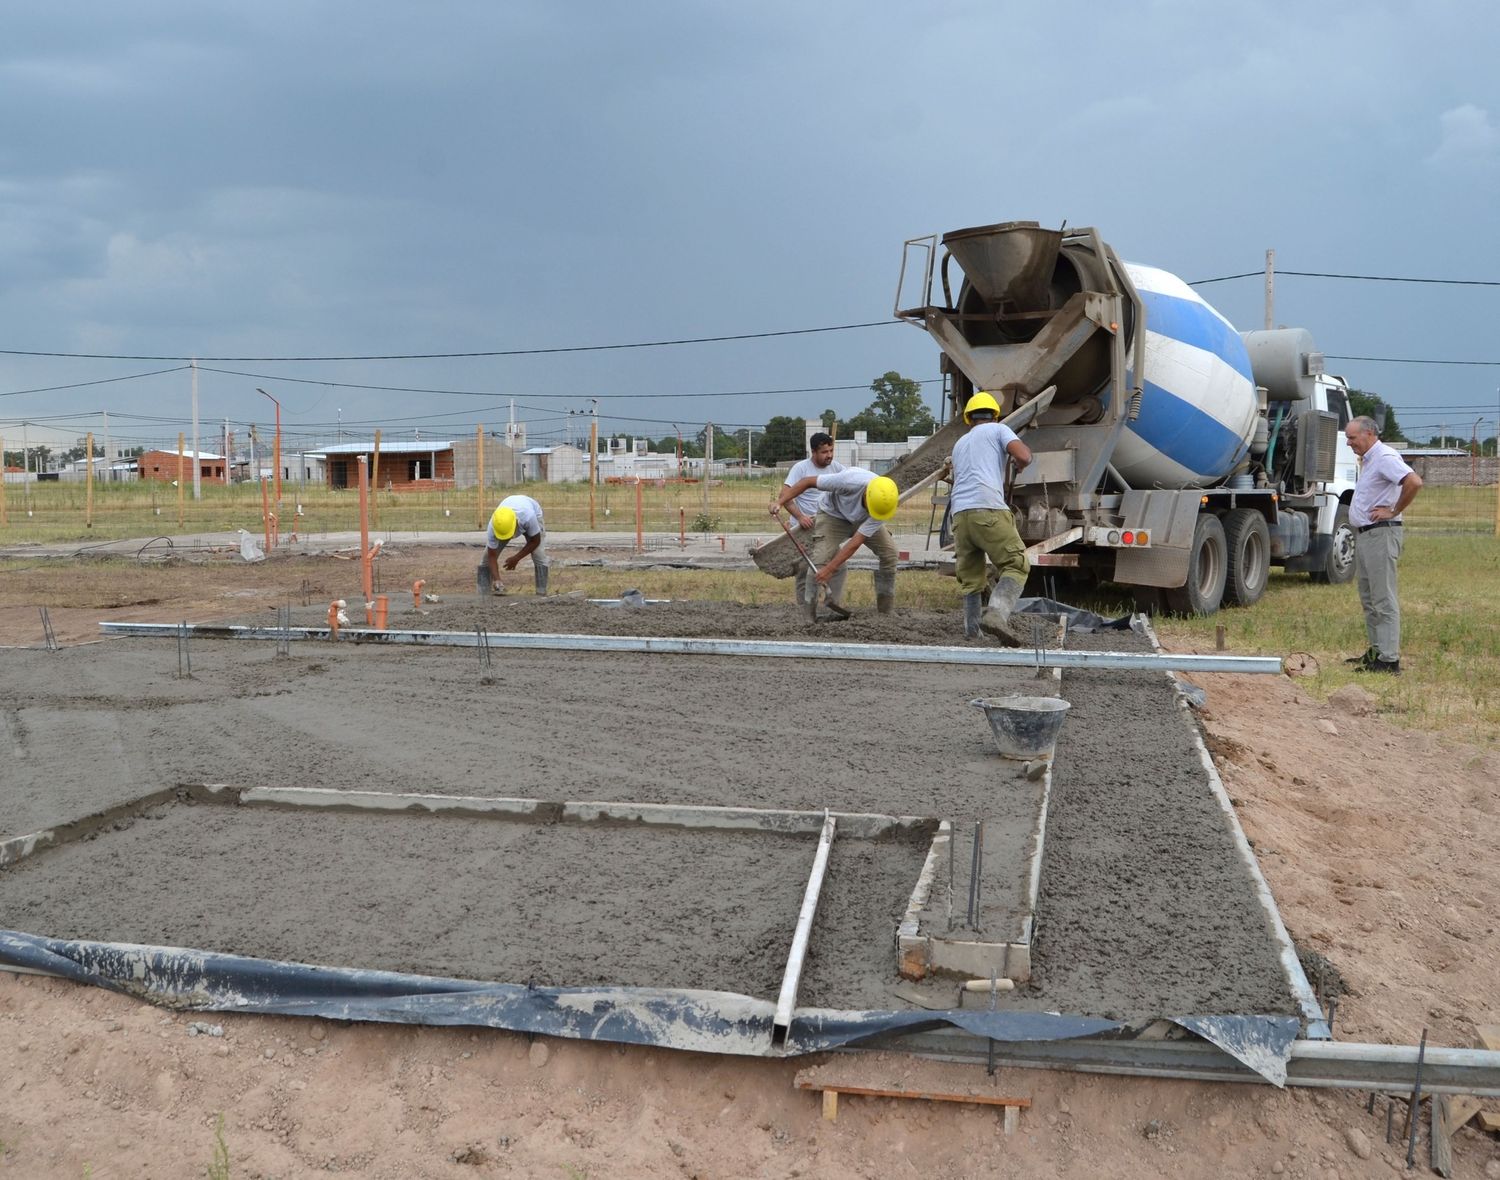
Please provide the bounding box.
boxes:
[2,547,1499,1179]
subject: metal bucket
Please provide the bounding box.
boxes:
[970,695,1071,760]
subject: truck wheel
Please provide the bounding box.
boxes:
[1163,514,1227,616]
[1223,508,1270,607]
[1309,504,1356,585]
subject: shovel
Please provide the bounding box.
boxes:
[476,562,494,597]
[776,512,851,620]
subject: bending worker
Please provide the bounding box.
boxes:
[949,390,1033,641]
[481,494,550,596]
[772,467,900,617]
[779,431,843,606]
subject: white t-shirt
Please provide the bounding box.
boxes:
[815,468,886,538]
[1350,441,1415,527]
[950,421,1021,513]
[784,455,845,521]
[485,495,544,548]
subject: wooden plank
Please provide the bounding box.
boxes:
[1447,1095,1484,1131]
[821,1090,838,1122]
[797,1078,1030,1111]
[1473,1026,1500,1130]
[1432,1096,1453,1178]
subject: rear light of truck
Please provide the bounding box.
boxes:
[1096,528,1151,547]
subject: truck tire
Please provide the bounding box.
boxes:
[1309,504,1356,585]
[1163,514,1227,616]
[1223,508,1271,607]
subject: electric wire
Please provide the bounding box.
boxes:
[0,321,898,362]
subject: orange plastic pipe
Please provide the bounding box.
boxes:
[327,601,341,639]
[413,579,426,609]
[374,594,389,630]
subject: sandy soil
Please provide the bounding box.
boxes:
[1,554,1498,1178]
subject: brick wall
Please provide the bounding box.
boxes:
[1404,455,1499,486]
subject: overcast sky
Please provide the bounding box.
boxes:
[2,1,1497,453]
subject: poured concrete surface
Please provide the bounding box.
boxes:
[0,601,1296,1018]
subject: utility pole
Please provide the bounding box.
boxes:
[22,420,29,515]
[257,388,283,511]
[191,359,202,500]
[102,410,111,485]
[702,421,713,517]
[588,401,599,529]
[1264,249,1275,330]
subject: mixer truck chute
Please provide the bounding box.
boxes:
[895,221,1359,614]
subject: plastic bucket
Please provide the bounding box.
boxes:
[970,695,1071,760]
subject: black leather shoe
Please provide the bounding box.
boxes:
[1344,648,1376,667]
[1356,658,1401,675]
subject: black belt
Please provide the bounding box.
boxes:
[1357,520,1402,533]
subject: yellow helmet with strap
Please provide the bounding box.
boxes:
[963,391,1001,424]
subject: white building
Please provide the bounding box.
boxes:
[830,431,929,473]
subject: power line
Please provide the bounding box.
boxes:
[1327,355,1500,366]
[0,321,899,363]
[194,365,939,400]
[1191,270,1500,287]
[0,365,191,399]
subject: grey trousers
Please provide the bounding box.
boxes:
[811,513,899,605]
[1353,525,1403,660]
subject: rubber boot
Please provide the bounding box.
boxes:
[979,576,1027,645]
[533,560,550,596]
[963,592,983,638]
[874,570,896,616]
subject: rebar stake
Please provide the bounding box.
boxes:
[1405,1028,1427,1169]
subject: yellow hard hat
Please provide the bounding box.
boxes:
[864,475,899,521]
[963,391,1001,424]
[490,505,518,541]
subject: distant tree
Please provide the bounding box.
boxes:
[758,416,808,464]
[844,372,937,442]
[819,409,838,433]
[1347,389,1402,442]
[697,425,742,459]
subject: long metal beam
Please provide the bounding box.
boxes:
[875,1031,1500,1096]
[97,622,1283,673]
[774,813,836,1041]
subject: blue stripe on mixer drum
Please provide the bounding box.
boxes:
[1137,289,1254,383]
[1128,379,1252,479]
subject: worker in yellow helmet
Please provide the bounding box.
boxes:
[949,391,1033,641]
[479,494,549,596]
[772,467,900,619]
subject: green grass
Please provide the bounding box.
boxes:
[0,475,939,544]
[206,1115,230,1180]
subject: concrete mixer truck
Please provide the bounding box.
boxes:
[893,221,1360,614]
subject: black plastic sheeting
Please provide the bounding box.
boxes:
[0,930,1300,1083]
